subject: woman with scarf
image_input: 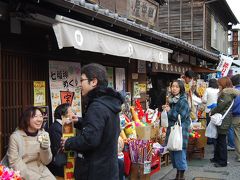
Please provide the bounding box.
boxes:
[163,79,190,180]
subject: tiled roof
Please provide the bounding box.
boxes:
[52,0,220,61]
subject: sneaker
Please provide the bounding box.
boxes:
[227,145,235,151]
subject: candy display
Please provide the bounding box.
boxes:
[0,164,22,180]
[189,129,201,139]
[128,139,152,164]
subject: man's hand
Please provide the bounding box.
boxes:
[71,115,79,123]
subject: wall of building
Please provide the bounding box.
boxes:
[158,0,204,47]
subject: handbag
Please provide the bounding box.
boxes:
[205,121,218,139]
[1,154,9,167]
[52,149,67,167]
[167,114,183,151]
[210,100,234,126]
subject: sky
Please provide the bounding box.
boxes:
[226,0,240,28]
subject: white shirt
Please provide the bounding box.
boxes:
[202,87,219,113]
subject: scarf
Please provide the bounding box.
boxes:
[168,94,180,104]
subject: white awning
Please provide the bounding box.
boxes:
[53,15,172,64]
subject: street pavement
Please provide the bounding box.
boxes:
[151,144,240,180]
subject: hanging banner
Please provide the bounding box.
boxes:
[115,68,126,93]
[33,81,46,106]
[216,54,233,77]
[49,61,82,121]
[106,66,114,88]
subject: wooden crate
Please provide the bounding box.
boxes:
[187,136,205,160]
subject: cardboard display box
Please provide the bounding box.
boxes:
[130,163,150,180]
[136,125,151,140]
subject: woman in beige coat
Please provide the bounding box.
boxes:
[7,107,55,180]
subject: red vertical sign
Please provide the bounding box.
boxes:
[60,91,75,105]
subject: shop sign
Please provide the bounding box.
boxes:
[60,91,74,105]
[130,0,158,26]
[232,30,238,58]
[152,63,191,74]
[116,0,159,26]
[216,54,233,77]
[138,60,146,73]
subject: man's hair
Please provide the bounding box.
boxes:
[82,63,108,87]
[208,79,218,89]
[18,107,43,131]
[54,103,71,120]
[184,70,195,78]
[231,74,240,86]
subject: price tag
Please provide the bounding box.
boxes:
[144,161,151,174]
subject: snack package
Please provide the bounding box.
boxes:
[37,131,49,143]
[62,116,75,180]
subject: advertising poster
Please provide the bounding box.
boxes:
[49,61,82,121]
[133,82,141,99]
[138,83,147,93]
[33,81,46,106]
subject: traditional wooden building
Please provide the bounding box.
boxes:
[0,0,230,158]
[158,0,239,54]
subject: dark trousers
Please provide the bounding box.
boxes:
[118,158,125,180]
[214,134,227,166]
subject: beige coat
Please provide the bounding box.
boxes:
[8,129,56,180]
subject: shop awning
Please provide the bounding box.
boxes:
[191,66,217,73]
[53,15,172,64]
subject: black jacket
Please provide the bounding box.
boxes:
[47,120,64,177]
[65,87,124,180]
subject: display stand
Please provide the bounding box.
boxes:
[187,128,207,161]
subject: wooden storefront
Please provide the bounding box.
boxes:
[0,21,140,157]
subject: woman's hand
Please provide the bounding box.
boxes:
[162,104,170,112]
[38,132,50,150]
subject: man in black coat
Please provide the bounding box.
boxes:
[61,63,124,180]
